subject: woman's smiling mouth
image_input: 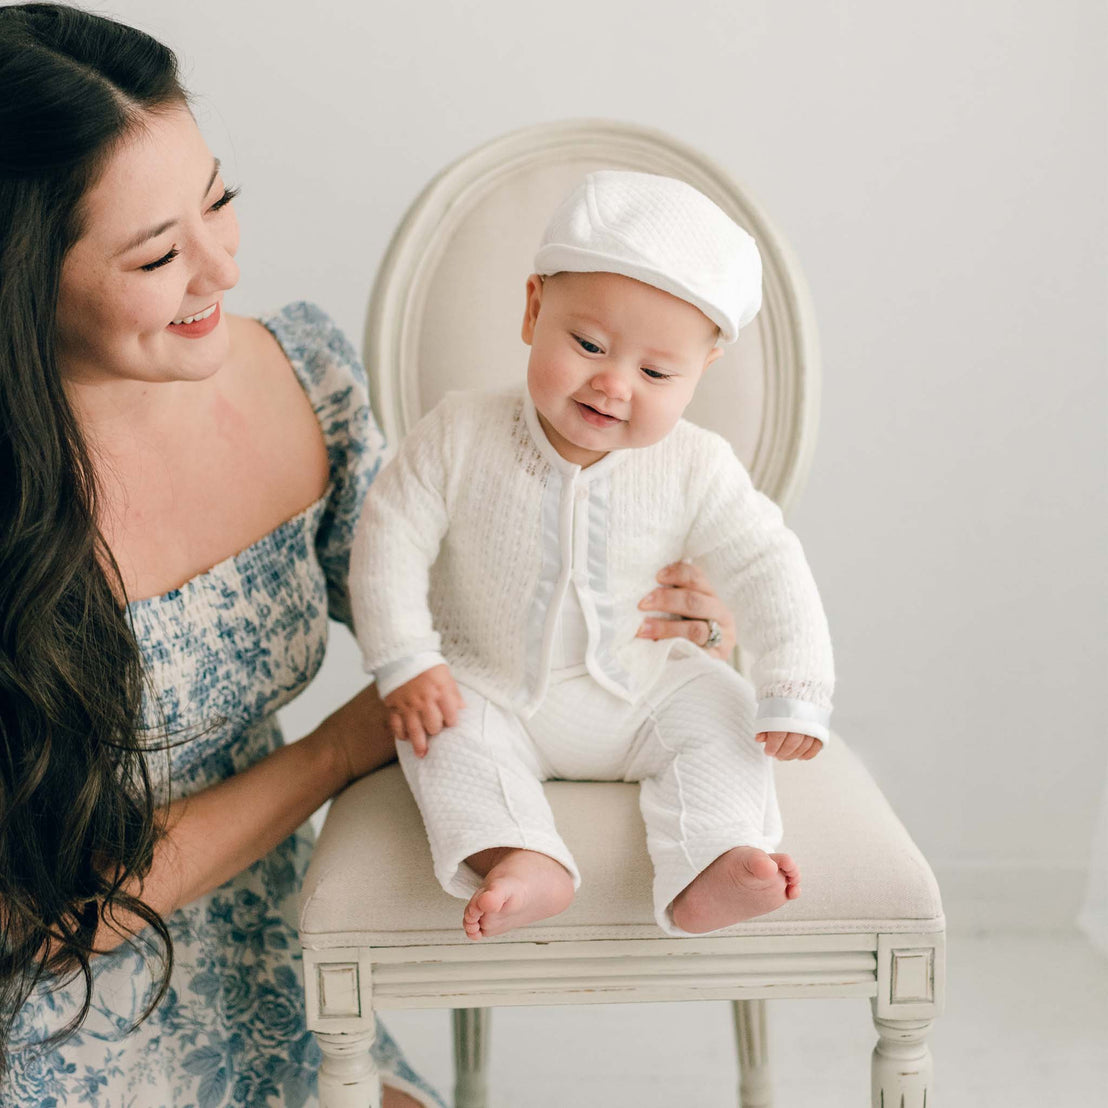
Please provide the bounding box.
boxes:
[167,301,221,338]
[171,303,217,326]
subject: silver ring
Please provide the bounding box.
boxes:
[703,618,723,650]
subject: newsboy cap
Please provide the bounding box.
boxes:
[534,170,762,343]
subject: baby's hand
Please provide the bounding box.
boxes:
[384,664,465,758]
[757,731,823,761]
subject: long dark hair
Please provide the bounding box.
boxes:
[0,3,189,1073]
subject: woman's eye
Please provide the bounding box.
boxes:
[140,247,180,272]
[209,185,240,212]
[575,336,602,354]
[642,367,672,380]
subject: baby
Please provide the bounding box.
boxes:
[351,171,834,940]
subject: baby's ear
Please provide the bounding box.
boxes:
[521,274,544,345]
[704,344,725,370]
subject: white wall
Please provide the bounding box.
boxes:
[91,0,1106,928]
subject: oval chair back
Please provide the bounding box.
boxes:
[364,118,820,512]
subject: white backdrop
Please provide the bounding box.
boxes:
[68,0,1106,930]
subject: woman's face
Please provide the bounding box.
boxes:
[56,105,240,387]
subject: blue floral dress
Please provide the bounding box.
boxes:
[3,304,445,1108]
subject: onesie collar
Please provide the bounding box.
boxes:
[522,392,629,481]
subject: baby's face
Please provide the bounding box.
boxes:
[522,271,721,468]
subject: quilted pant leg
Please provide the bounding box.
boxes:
[628,658,783,935]
[396,685,580,898]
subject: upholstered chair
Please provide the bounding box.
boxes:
[298,120,945,1108]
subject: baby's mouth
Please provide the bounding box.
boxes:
[576,401,623,427]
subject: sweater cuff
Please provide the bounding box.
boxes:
[754,697,831,744]
[375,652,448,698]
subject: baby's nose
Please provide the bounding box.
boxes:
[589,368,631,401]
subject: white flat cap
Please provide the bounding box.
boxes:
[534,170,762,343]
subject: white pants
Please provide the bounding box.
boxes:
[396,654,782,935]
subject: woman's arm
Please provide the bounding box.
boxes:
[94,683,392,951]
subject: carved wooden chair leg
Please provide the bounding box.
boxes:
[453,1007,491,1108]
[732,998,772,1107]
[316,1028,381,1108]
[871,932,944,1107]
[871,1015,934,1108]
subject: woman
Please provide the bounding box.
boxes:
[0,5,740,1105]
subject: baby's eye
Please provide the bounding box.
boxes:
[642,367,672,380]
[574,336,602,354]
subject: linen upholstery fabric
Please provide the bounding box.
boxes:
[534,170,763,343]
[299,736,944,944]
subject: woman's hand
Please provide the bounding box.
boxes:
[312,681,399,787]
[635,560,737,660]
[80,682,398,953]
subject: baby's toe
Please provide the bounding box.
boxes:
[742,850,781,883]
[771,853,799,878]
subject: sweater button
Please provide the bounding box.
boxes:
[575,486,588,501]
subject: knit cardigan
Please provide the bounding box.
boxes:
[350,390,835,739]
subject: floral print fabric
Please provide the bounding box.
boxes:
[3,303,443,1108]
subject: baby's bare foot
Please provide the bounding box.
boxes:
[463,849,575,940]
[671,847,799,933]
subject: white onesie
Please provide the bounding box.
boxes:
[351,389,834,935]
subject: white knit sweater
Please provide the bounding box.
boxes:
[350,390,835,740]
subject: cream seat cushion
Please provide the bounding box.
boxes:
[299,736,943,946]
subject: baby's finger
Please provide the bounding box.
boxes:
[800,739,823,760]
[420,700,445,737]
[787,737,815,761]
[441,688,465,728]
[403,711,428,757]
[387,709,407,745]
[775,733,807,760]
[760,731,786,757]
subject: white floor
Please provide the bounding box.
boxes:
[382,929,1108,1107]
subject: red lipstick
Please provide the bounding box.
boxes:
[167,302,221,339]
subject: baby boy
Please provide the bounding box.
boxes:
[350,171,834,940]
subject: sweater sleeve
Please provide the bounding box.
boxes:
[684,438,835,741]
[349,401,453,676]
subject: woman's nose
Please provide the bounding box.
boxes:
[193,221,240,294]
[201,249,240,294]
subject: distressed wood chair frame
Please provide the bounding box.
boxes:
[298,120,945,1108]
